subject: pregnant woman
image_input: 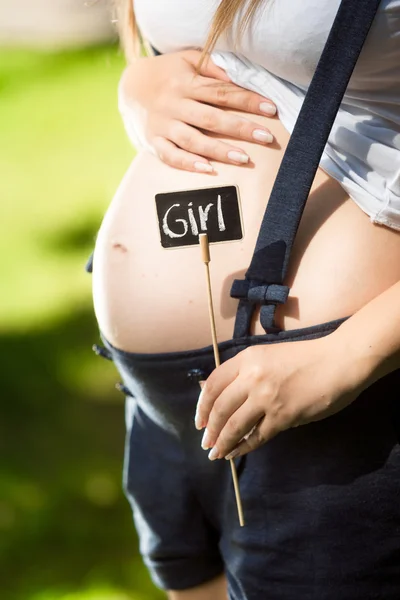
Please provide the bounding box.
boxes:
[91,0,400,598]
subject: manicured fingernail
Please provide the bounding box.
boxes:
[225,448,240,460]
[201,428,213,450]
[208,447,219,461]
[252,129,274,143]
[227,151,249,164]
[198,385,206,402]
[259,102,277,116]
[194,412,204,430]
[194,161,214,173]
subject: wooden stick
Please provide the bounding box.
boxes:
[199,233,245,527]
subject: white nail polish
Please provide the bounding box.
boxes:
[201,428,212,450]
[194,411,203,431]
[227,151,249,164]
[252,129,274,143]
[208,447,219,461]
[198,386,205,402]
[194,161,214,173]
[259,102,277,116]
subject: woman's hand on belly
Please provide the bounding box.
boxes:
[118,49,276,172]
[195,333,363,461]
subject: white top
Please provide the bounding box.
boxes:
[135,0,400,230]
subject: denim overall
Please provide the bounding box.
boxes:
[90,0,400,597]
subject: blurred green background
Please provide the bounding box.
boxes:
[0,43,164,600]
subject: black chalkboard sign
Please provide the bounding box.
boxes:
[155,185,243,249]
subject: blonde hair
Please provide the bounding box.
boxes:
[115,0,266,63]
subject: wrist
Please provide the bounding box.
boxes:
[328,324,390,396]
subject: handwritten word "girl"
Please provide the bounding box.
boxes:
[162,195,226,239]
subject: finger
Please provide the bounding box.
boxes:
[198,57,232,82]
[195,356,240,429]
[168,121,251,165]
[183,50,231,82]
[224,418,279,460]
[192,77,276,117]
[181,99,274,145]
[208,402,265,460]
[152,136,215,173]
[200,378,248,449]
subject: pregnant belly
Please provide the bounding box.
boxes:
[92,112,400,353]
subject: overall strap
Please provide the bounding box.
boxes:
[231,0,381,338]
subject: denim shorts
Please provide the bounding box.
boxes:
[96,317,400,599]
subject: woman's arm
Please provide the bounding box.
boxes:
[195,279,400,460]
[331,278,400,389]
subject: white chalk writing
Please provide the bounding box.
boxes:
[162,204,188,238]
[162,197,227,239]
[217,195,226,232]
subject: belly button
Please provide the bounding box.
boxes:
[111,237,128,253]
[112,242,127,253]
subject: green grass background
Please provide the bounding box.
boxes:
[0,44,164,600]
